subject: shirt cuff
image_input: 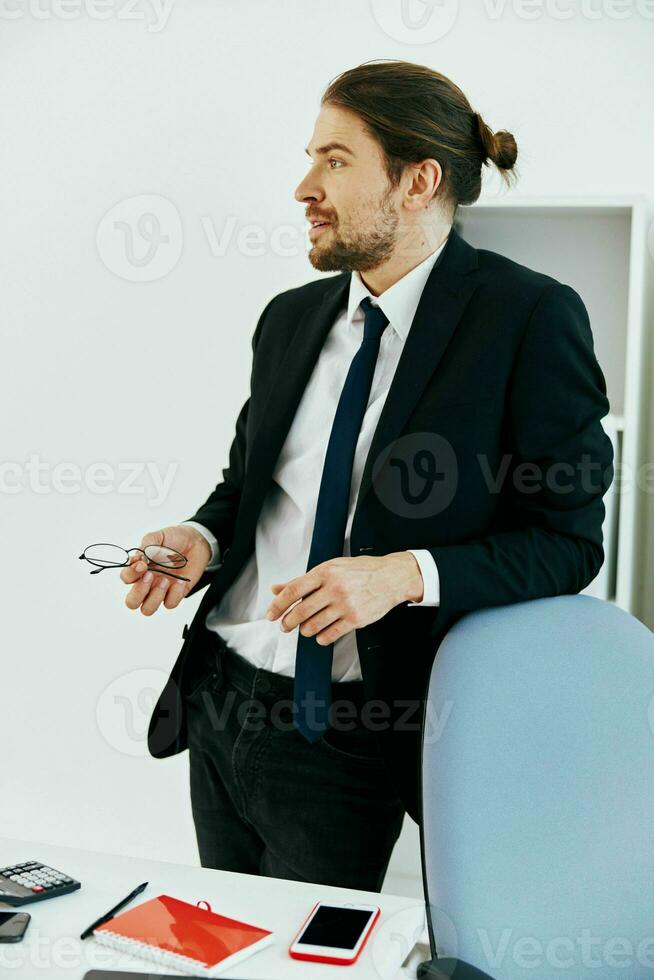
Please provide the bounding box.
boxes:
[406,549,440,607]
[180,521,222,570]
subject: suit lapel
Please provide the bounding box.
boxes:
[352,226,478,520]
[234,272,350,559]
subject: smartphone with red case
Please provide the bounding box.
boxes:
[288,901,380,965]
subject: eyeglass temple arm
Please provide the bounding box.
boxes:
[144,560,191,582]
[145,567,191,582]
[79,557,191,583]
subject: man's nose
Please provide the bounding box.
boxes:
[294,172,325,204]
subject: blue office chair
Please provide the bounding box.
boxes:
[419,594,654,980]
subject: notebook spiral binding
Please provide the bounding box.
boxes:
[93,928,214,976]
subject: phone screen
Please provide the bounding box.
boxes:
[297,905,375,950]
[0,912,28,939]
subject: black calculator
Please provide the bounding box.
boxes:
[0,862,81,906]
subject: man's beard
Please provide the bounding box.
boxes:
[308,187,399,273]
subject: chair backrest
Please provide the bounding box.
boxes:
[421,595,654,980]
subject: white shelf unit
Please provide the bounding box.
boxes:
[456,197,654,626]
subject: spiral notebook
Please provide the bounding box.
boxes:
[91,893,273,977]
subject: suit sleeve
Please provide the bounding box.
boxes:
[181,294,276,569]
[427,282,615,617]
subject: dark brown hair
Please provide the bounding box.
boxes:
[321,60,518,213]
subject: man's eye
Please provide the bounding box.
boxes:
[328,159,344,169]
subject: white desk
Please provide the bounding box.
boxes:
[0,838,427,980]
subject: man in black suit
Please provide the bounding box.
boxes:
[123,61,614,890]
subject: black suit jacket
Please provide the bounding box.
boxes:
[147,226,614,823]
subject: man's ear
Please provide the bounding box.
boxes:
[405,158,443,209]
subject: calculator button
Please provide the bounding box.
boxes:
[31,886,45,892]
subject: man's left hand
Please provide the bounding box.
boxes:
[265,553,424,646]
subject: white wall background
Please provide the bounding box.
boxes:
[2,0,653,898]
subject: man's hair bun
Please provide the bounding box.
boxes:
[473,111,518,172]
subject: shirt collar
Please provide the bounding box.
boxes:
[346,232,450,342]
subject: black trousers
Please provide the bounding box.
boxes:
[185,626,406,891]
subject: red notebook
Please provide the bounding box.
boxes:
[91,893,273,976]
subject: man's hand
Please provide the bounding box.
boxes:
[120,525,212,616]
[265,553,424,646]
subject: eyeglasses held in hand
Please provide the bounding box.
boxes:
[79,543,191,582]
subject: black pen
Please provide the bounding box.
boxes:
[80,881,148,940]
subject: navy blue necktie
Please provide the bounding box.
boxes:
[293,296,390,743]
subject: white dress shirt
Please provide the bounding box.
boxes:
[182,240,446,681]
